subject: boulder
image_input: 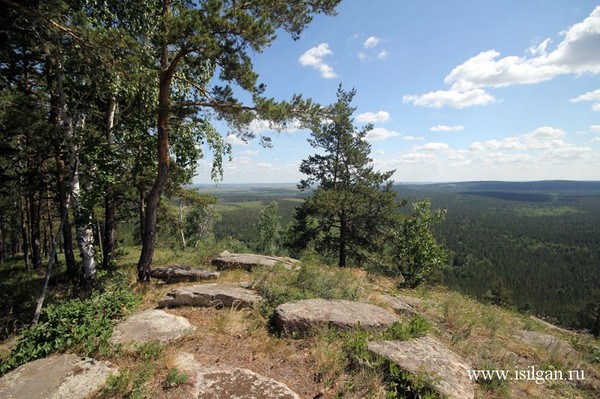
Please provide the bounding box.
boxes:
[211,250,300,271]
[378,294,419,317]
[110,309,195,348]
[516,330,576,357]
[274,299,400,336]
[158,284,263,309]
[174,352,300,399]
[0,354,117,399]
[150,266,219,283]
[368,337,474,399]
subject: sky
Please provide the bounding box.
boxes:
[195,0,600,184]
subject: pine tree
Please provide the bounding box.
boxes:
[290,86,399,267]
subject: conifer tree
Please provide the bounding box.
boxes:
[290,86,399,267]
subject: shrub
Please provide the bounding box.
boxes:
[0,284,140,374]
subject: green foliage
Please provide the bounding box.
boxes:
[0,284,140,375]
[338,318,435,398]
[475,362,511,397]
[389,200,447,288]
[164,367,188,389]
[256,201,282,255]
[289,86,401,267]
[253,258,362,317]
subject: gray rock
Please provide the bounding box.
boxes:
[110,309,195,348]
[174,352,300,399]
[211,250,300,271]
[158,284,263,309]
[378,294,419,317]
[151,266,220,283]
[368,337,474,399]
[274,299,400,336]
[0,354,117,399]
[516,330,576,357]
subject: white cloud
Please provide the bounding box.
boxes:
[570,88,600,102]
[402,135,425,141]
[592,137,600,143]
[240,150,259,156]
[403,88,496,109]
[357,111,390,123]
[256,162,274,170]
[377,50,389,60]
[405,6,600,108]
[225,134,249,146]
[365,127,400,142]
[299,43,337,78]
[417,142,451,152]
[357,52,366,61]
[249,118,303,133]
[591,125,600,133]
[571,88,600,111]
[363,36,380,48]
[430,124,465,132]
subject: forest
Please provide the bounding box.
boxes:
[204,181,600,333]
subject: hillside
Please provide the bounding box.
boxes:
[201,181,600,333]
[1,249,598,398]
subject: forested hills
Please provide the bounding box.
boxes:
[203,180,600,333]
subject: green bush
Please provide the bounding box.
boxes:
[0,284,140,374]
[253,260,362,317]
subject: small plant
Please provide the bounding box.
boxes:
[381,316,431,341]
[0,284,140,375]
[475,362,510,397]
[164,367,188,389]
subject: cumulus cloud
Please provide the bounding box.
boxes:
[299,43,337,78]
[363,36,381,48]
[365,127,400,142]
[225,134,249,146]
[377,50,389,60]
[357,111,390,123]
[571,88,600,111]
[249,118,303,133]
[403,88,496,109]
[405,6,600,108]
[592,137,600,143]
[591,125,600,133]
[402,135,425,141]
[417,142,451,152]
[430,125,465,132]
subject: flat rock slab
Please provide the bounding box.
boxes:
[151,266,220,283]
[516,330,576,357]
[0,354,117,399]
[368,337,474,399]
[274,299,400,335]
[175,352,300,399]
[211,250,300,271]
[378,294,419,317]
[158,284,263,309]
[110,309,195,348]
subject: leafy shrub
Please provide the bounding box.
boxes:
[253,259,363,317]
[164,367,188,389]
[0,284,140,374]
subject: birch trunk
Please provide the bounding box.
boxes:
[58,56,96,285]
[102,94,117,269]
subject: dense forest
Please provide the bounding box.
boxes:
[201,181,600,333]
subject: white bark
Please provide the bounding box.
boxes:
[58,56,96,284]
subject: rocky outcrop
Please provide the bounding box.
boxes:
[158,284,263,309]
[151,266,219,283]
[211,250,300,271]
[174,352,300,399]
[368,337,474,399]
[274,299,400,335]
[110,309,195,348]
[516,330,576,357]
[378,294,419,317]
[0,354,117,399]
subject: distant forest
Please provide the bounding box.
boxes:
[205,181,600,332]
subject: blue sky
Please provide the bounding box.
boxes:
[196,0,600,184]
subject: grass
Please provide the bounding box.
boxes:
[2,246,600,398]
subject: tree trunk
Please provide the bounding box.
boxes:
[102,94,117,269]
[28,192,42,269]
[179,196,186,250]
[57,55,96,286]
[138,188,146,244]
[339,209,347,267]
[20,195,30,270]
[137,0,173,282]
